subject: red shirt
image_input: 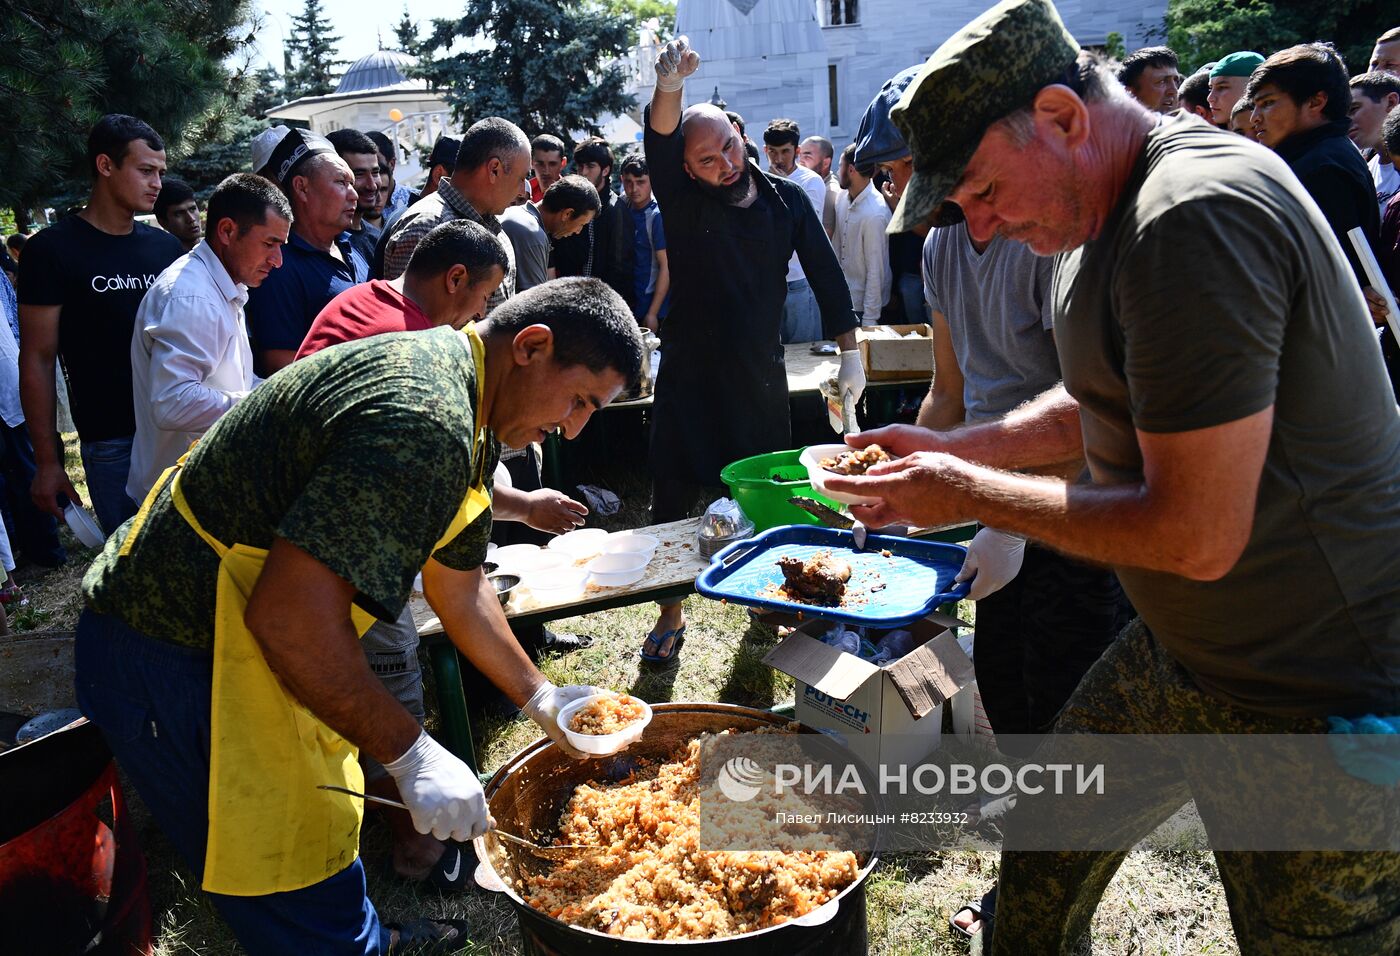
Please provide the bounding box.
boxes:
[295,279,432,359]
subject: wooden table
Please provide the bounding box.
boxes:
[606,342,929,410]
[413,519,709,768]
[541,343,932,487]
[414,517,976,768]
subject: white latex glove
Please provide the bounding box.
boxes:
[523,681,605,759]
[654,35,701,92]
[955,528,1027,600]
[838,349,866,405]
[382,730,492,842]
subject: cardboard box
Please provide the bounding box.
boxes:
[856,323,933,382]
[764,617,975,768]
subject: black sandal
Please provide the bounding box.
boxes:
[384,917,470,954]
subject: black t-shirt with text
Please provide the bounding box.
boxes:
[17,215,184,441]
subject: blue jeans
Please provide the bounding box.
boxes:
[0,422,65,566]
[74,610,389,955]
[780,278,822,343]
[79,436,138,535]
[895,272,926,325]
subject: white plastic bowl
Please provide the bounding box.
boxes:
[547,527,609,561]
[520,566,589,601]
[603,531,660,560]
[64,503,105,548]
[491,543,541,571]
[800,443,882,507]
[586,551,649,587]
[556,693,653,756]
[510,550,573,574]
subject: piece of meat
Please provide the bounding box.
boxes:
[777,551,852,605]
[819,444,891,476]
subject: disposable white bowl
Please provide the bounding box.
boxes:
[556,693,653,756]
[64,503,105,548]
[586,551,649,587]
[800,443,882,507]
[491,543,541,571]
[547,527,609,561]
[603,531,660,559]
[506,549,573,575]
[520,566,589,601]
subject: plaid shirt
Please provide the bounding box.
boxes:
[379,178,515,315]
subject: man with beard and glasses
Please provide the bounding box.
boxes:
[635,36,865,664]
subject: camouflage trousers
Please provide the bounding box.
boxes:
[991,619,1400,956]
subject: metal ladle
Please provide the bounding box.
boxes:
[316,784,597,858]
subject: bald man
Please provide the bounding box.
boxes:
[634,37,864,663]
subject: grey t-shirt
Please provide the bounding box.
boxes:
[500,203,550,292]
[1054,114,1400,717]
[923,223,1060,421]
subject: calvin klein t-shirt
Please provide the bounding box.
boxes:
[18,215,184,441]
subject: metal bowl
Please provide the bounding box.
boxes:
[473,702,880,954]
[487,571,520,607]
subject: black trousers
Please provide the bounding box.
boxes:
[972,543,1134,757]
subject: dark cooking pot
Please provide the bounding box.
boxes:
[473,702,880,955]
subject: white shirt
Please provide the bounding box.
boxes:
[832,182,893,321]
[1371,154,1400,209]
[127,240,259,502]
[0,275,23,429]
[779,164,828,283]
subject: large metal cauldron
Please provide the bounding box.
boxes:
[473,702,879,956]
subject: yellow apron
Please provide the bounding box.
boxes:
[127,326,491,896]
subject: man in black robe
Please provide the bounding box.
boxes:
[637,36,865,661]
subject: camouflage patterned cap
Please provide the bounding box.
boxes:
[888,0,1080,232]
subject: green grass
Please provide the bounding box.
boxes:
[19,435,1237,955]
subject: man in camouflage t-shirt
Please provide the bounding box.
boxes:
[76,278,641,954]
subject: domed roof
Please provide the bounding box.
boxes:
[336,49,424,94]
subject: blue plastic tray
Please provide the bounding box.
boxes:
[696,525,970,629]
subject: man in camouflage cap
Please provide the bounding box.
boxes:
[826,0,1400,951]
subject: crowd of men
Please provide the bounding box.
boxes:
[2,0,1399,952]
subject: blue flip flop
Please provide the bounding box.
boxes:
[639,625,686,664]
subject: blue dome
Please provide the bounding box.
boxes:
[336,49,420,94]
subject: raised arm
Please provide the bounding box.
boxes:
[648,36,701,136]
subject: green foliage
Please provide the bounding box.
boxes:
[596,0,676,44]
[1165,0,1396,75]
[394,5,421,55]
[417,0,637,142]
[247,65,284,119]
[284,0,343,99]
[0,0,257,217]
[1105,31,1127,61]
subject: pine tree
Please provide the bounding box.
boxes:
[0,0,256,223]
[248,65,284,119]
[284,0,344,99]
[418,0,635,141]
[394,6,420,55]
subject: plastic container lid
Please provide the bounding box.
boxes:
[64,503,105,548]
[505,549,573,574]
[556,693,653,756]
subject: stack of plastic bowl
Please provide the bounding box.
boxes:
[547,528,610,562]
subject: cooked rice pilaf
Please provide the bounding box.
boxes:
[523,729,861,939]
[568,693,648,735]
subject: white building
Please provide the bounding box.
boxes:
[266,49,458,186]
[675,0,1167,155]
